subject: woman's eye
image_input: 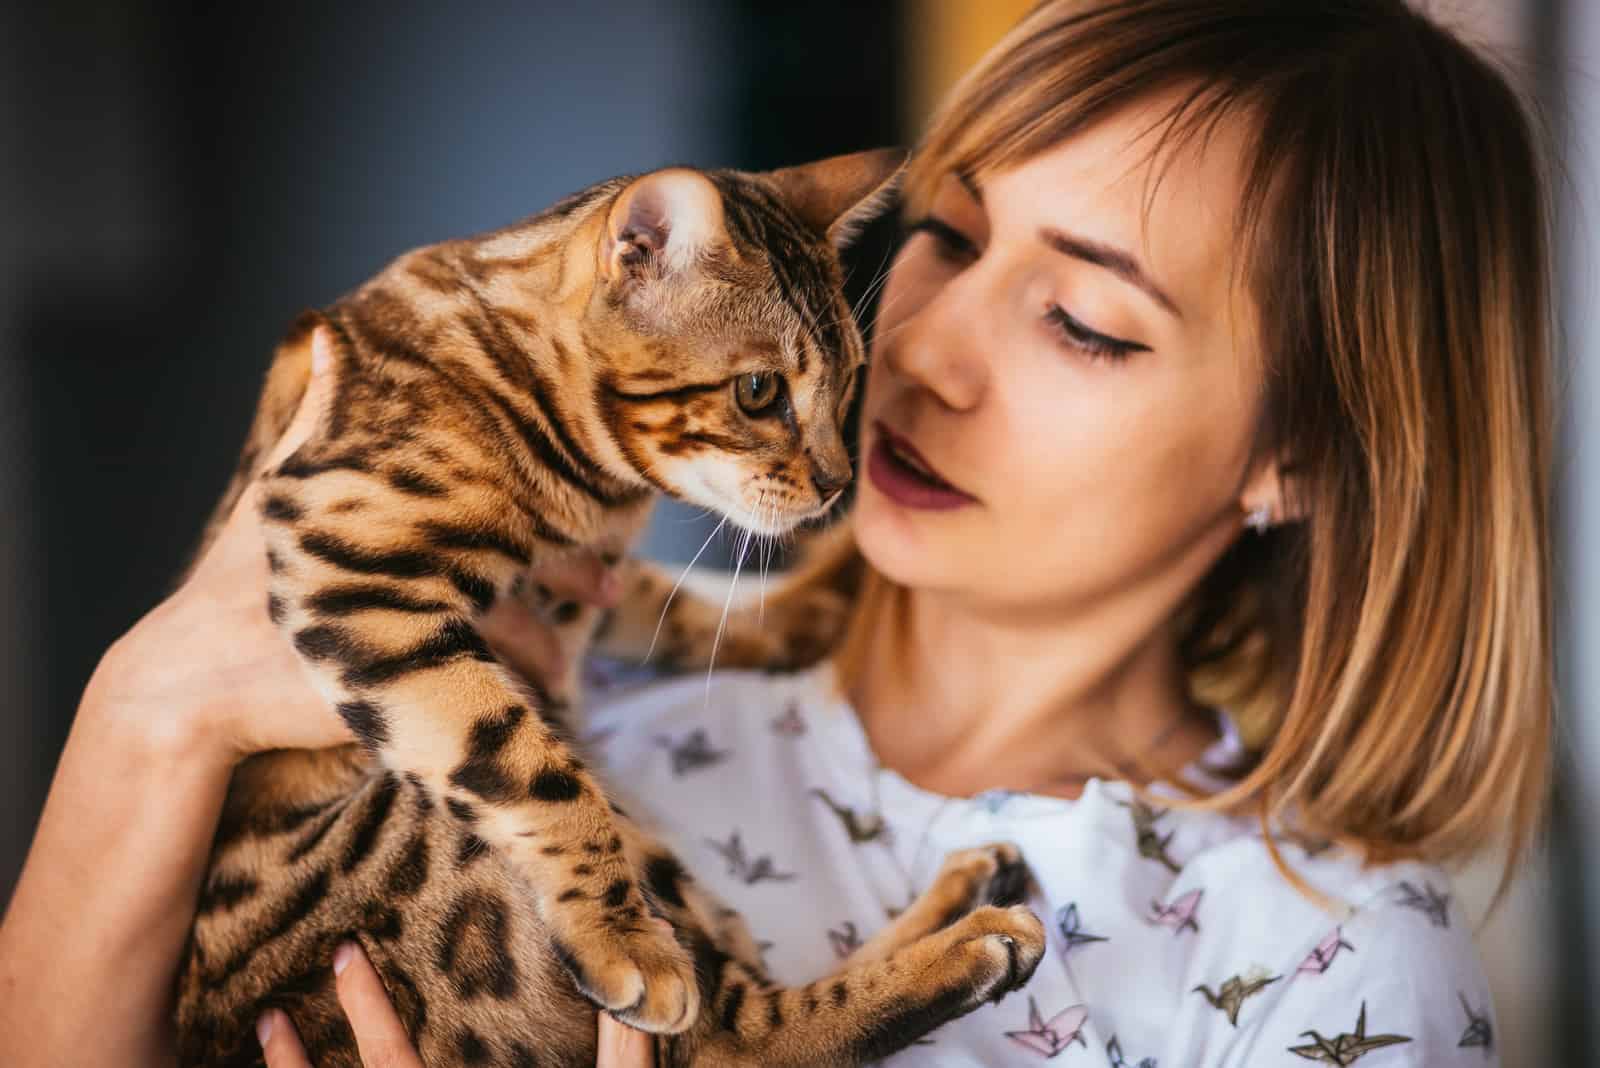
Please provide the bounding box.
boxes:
[906,216,979,263]
[1044,305,1148,363]
[735,372,783,414]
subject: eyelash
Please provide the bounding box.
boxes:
[906,216,1145,364]
[1043,305,1141,363]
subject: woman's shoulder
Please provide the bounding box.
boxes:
[1149,813,1497,1064]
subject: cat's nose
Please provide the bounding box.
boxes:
[809,463,850,499]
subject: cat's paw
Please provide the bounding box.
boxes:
[553,917,700,1034]
[933,842,1032,916]
[945,904,1047,1006]
[757,586,851,670]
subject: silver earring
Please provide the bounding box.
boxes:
[1245,503,1273,533]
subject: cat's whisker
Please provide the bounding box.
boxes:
[850,244,897,322]
[863,281,917,341]
[706,521,754,704]
[645,515,727,663]
[758,494,778,626]
[862,301,918,350]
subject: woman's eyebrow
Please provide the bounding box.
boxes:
[1038,226,1183,320]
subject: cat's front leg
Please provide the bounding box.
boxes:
[258,471,699,1034]
[843,843,1031,966]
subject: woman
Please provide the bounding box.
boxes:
[0,1,1552,1065]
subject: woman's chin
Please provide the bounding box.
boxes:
[853,488,961,590]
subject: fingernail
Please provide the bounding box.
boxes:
[256,1010,275,1047]
[333,941,356,976]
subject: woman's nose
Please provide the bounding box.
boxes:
[882,278,988,411]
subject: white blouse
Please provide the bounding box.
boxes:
[580,658,1498,1067]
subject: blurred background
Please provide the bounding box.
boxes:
[0,2,1592,1062]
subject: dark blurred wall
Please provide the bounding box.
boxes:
[0,1,904,899]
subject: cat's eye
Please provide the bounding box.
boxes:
[735,372,782,415]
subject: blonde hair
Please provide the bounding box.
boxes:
[797,0,1555,890]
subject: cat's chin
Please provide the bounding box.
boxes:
[711,497,818,538]
[661,469,819,538]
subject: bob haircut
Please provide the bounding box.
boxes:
[795,0,1555,893]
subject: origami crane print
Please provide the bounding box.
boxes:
[810,788,891,845]
[1056,902,1109,954]
[704,831,796,885]
[1005,996,1089,1058]
[1394,879,1451,928]
[1456,991,1492,1052]
[769,702,807,737]
[827,920,862,960]
[1298,928,1355,975]
[1288,1002,1413,1064]
[1193,967,1281,1026]
[1118,799,1182,874]
[654,729,730,777]
[1107,1035,1158,1068]
[1147,888,1203,935]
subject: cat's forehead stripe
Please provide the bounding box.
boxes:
[713,176,848,378]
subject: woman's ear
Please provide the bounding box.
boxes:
[1237,453,1308,531]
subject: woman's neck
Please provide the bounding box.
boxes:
[849,580,1220,799]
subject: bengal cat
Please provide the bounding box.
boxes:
[174,150,1046,1067]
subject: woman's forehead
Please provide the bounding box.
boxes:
[971,88,1257,325]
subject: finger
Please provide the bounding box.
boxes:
[597,1012,659,1068]
[332,942,425,1068]
[527,552,625,609]
[257,1009,313,1068]
[477,595,567,683]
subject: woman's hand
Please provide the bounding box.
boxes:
[258,943,657,1067]
[84,326,622,764]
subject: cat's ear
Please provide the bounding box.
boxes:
[603,168,726,280]
[765,147,907,250]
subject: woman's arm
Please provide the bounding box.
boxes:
[0,650,262,1066]
[0,357,354,1067]
[0,341,642,1066]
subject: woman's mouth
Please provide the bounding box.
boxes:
[867,421,977,511]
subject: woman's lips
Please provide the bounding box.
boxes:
[867,421,977,511]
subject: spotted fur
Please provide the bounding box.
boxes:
[175,151,1046,1067]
